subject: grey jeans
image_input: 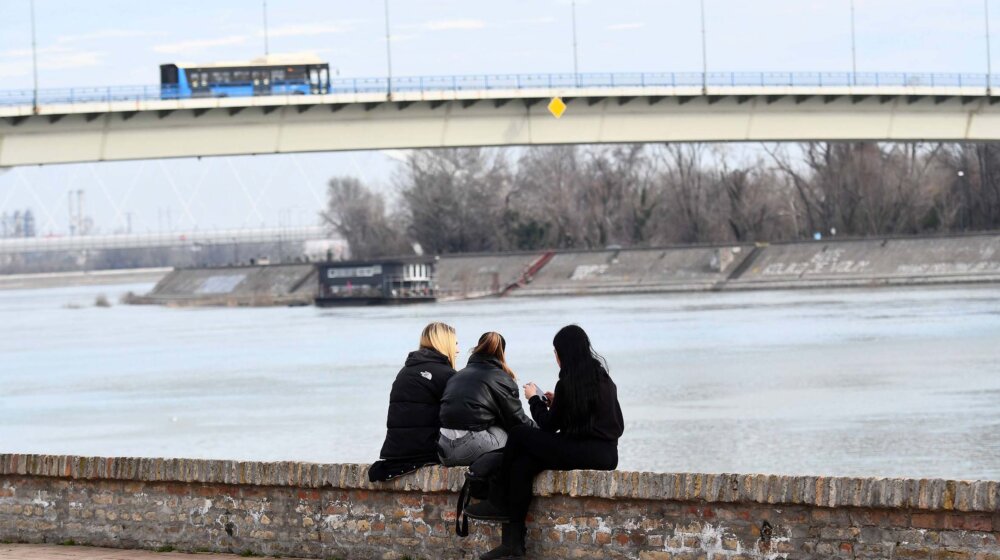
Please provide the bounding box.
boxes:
[437,426,508,467]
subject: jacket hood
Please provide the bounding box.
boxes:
[466,352,506,371]
[405,347,452,368]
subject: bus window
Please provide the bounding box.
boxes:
[211,71,229,84]
[309,68,319,85]
[233,70,250,83]
[271,69,285,83]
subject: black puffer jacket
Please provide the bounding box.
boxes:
[439,353,536,432]
[378,347,456,462]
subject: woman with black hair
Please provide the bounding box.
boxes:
[466,324,624,559]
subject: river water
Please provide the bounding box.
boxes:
[1,282,998,480]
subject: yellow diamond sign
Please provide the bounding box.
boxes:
[548,97,567,118]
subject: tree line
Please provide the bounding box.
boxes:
[321,143,1000,259]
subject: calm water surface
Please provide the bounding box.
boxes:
[1,282,998,480]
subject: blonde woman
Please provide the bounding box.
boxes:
[438,332,536,467]
[369,322,459,482]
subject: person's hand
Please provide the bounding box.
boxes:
[544,391,555,406]
[523,382,539,400]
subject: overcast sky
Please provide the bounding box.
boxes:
[0,0,995,235]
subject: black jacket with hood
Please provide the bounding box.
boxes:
[439,353,536,432]
[378,347,456,463]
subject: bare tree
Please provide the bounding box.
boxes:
[398,149,512,254]
[937,144,1000,231]
[320,177,411,259]
[511,146,586,249]
[323,142,1000,259]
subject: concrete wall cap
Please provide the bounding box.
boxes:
[2,453,997,513]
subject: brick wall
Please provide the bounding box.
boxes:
[1,454,998,559]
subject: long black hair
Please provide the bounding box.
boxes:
[553,324,606,436]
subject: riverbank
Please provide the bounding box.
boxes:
[124,232,1000,306]
[2,233,998,303]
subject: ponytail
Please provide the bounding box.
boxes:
[471,332,516,381]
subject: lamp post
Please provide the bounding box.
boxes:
[700,0,708,93]
[262,0,270,56]
[30,0,39,114]
[986,0,993,95]
[571,0,579,85]
[384,0,393,98]
[957,169,970,230]
[850,0,857,85]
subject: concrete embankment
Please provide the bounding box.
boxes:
[2,453,998,559]
[129,264,315,307]
[506,245,747,297]
[126,233,1000,306]
[490,233,1000,297]
[728,234,1000,290]
[0,267,170,291]
[435,251,552,299]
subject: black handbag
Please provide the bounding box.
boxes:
[455,450,504,537]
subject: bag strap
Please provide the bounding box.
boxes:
[455,478,472,537]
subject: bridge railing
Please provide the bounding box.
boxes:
[0,72,994,108]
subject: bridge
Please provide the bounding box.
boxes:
[2,72,1000,166]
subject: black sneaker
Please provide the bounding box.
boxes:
[464,500,510,521]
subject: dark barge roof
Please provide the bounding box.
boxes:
[318,256,437,266]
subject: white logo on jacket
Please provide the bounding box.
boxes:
[419,371,432,380]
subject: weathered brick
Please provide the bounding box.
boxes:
[1,454,998,560]
[913,513,946,529]
[945,513,993,532]
[896,545,933,559]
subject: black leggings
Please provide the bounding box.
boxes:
[495,424,618,523]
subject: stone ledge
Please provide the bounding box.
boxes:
[2,453,997,513]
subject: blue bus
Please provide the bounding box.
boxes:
[159,55,331,99]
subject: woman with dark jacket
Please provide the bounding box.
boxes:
[466,325,624,559]
[369,322,459,482]
[438,332,536,466]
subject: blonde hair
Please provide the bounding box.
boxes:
[419,322,458,369]
[472,332,516,381]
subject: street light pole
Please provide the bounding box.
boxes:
[262,0,270,56]
[850,0,857,85]
[700,0,708,93]
[30,0,39,114]
[986,0,993,95]
[384,0,393,98]
[571,0,579,84]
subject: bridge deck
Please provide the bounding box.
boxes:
[4,72,1000,166]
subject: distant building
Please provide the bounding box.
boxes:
[22,210,35,238]
[315,257,436,306]
[0,210,37,238]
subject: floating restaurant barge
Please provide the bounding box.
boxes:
[315,256,437,306]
